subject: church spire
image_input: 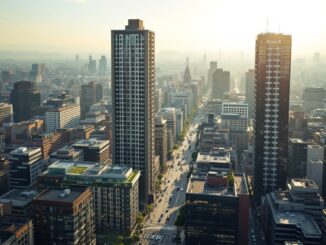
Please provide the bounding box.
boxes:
[183,57,191,83]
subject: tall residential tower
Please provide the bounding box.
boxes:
[111,19,156,204]
[253,33,292,202]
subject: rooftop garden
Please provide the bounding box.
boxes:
[126,171,139,183]
[68,166,87,174]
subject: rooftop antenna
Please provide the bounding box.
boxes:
[266,17,269,32]
[278,22,281,33]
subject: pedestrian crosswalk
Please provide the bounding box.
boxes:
[144,225,176,231]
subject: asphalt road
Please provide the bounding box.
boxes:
[140,98,208,245]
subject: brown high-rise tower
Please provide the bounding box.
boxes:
[253,33,292,202]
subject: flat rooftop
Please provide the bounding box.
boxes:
[10,147,41,156]
[50,145,81,156]
[273,211,321,238]
[35,189,84,203]
[288,178,319,192]
[197,149,231,164]
[48,160,139,183]
[72,138,109,149]
[0,189,39,207]
[187,173,248,196]
[46,103,79,112]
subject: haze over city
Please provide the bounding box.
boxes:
[1,0,326,59]
[0,1,326,245]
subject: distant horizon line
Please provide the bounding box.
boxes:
[0,49,322,61]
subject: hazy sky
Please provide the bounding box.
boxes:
[0,0,325,57]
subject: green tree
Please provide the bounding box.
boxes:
[173,144,180,150]
[227,170,234,184]
[144,204,153,215]
[131,234,140,242]
[136,213,144,231]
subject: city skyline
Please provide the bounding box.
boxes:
[0,0,326,58]
[0,1,326,242]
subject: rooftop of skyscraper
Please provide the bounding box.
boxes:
[125,19,144,31]
[197,147,231,165]
[47,160,140,184]
[288,178,319,193]
[266,178,324,213]
[272,211,321,238]
[187,172,248,197]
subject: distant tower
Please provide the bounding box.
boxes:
[207,61,217,90]
[30,63,44,84]
[212,68,230,99]
[245,69,255,119]
[203,53,207,66]
[112,19,156,205]
[10,81,41,122]
[253,33,292,203]
[80,81,103,119]
[99,55,107,76]
[88,55,96,75]
[183,57,192,83]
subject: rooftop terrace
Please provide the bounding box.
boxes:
[273,211,321,238]
[187,172,248,196]
[48,160,139,184]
